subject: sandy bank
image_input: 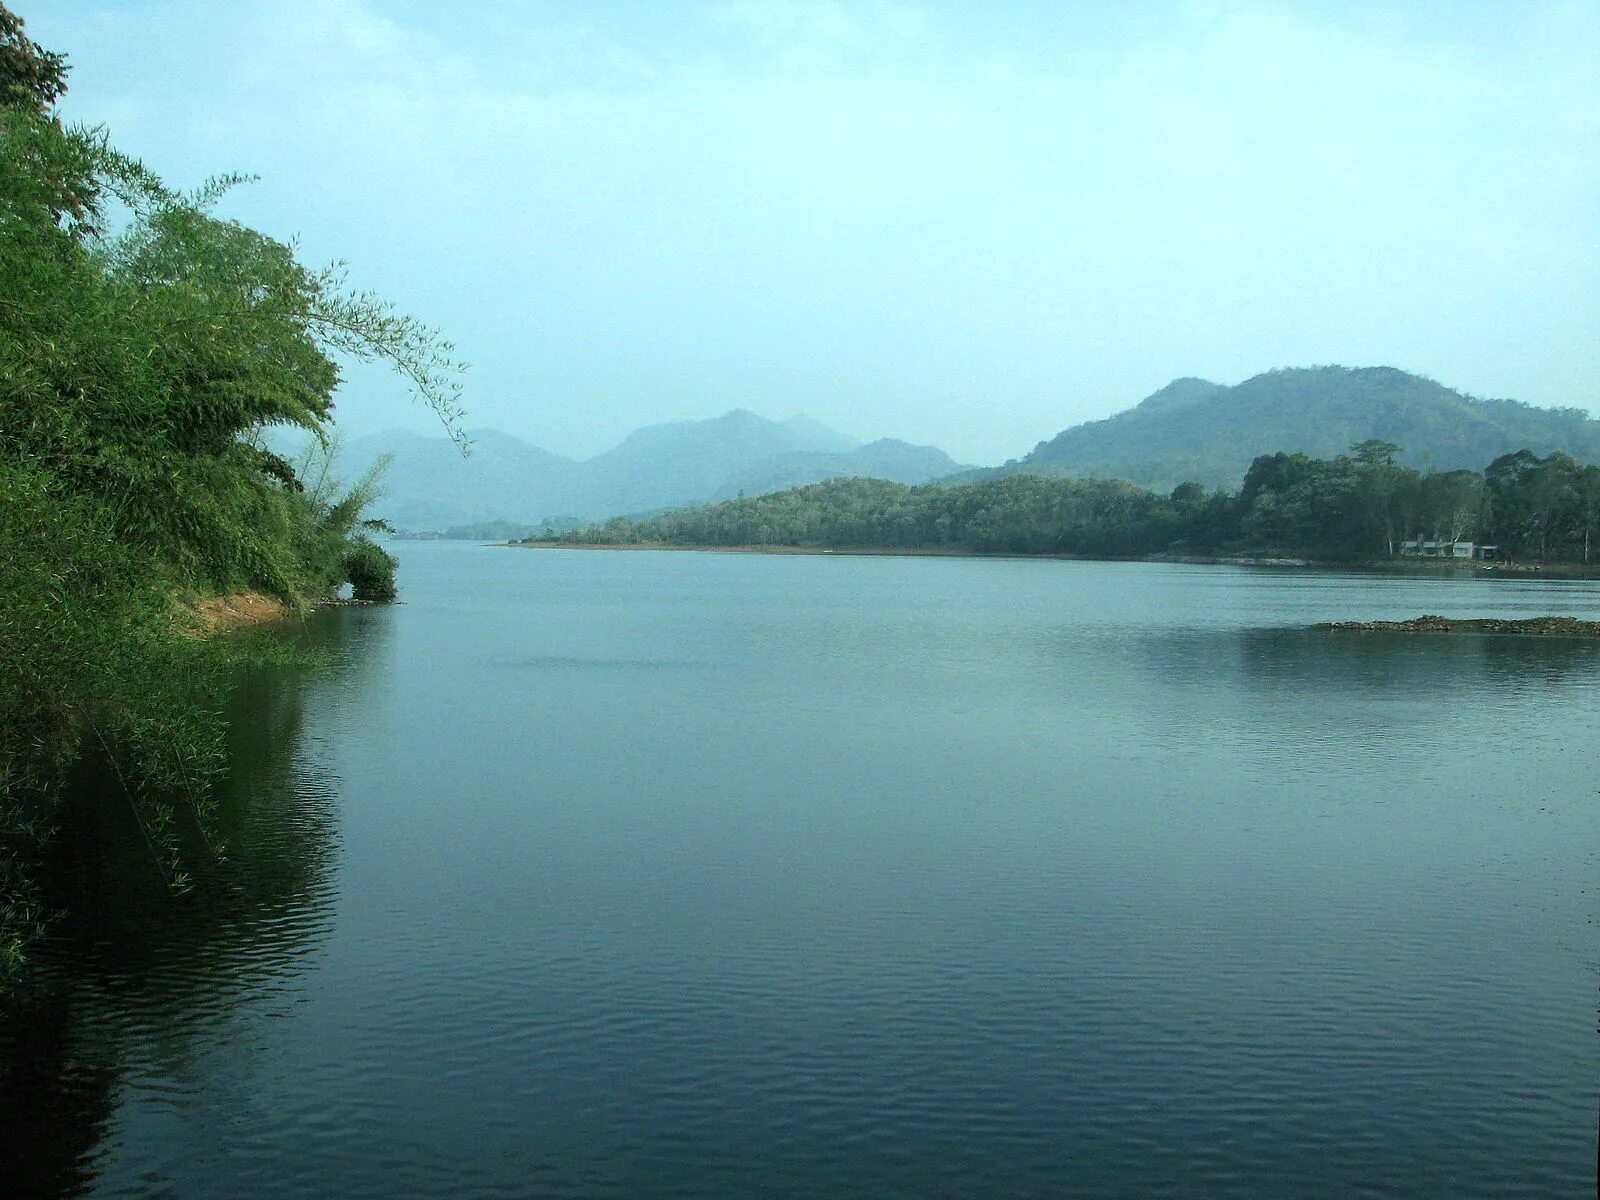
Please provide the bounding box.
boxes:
[179,591,292,636]
[173,592,386,637]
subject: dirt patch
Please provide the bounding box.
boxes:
[1316,615,1600,636]
[178,591,293,637]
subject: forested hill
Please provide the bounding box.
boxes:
[535,444,1600,565]
[1001,367,1600,491]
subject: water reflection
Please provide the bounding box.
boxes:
[1243,627,1600,687]
[0,608,384,1197]
[0,989,116,1198]
[1090,622,1598,691]
[1091,623,1600,727]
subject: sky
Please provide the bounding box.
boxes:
[26,0,1600,465]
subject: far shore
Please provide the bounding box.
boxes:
[504,541,1600,578]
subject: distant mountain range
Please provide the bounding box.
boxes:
[283,367,1598,530]
[962,366,1600,492]
[284,410,969,533]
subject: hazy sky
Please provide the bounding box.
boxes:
[28,0,1600,464]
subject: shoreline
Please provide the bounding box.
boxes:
[505,541,1600,578]
[177,592,386,638]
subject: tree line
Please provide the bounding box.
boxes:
[0,8,461,978]
[534,439,1600,564]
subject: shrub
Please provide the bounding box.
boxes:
[342,539,397,602]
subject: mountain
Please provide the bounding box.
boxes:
[708,439,965,501]
[1007,367,1600,491]
[559,408,862,517]
[282,411,967,532]
[316,427,581,532]
[777,415,860,454]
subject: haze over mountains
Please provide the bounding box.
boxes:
[313,410,969,533]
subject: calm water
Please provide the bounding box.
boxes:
[5,545,1598,1198]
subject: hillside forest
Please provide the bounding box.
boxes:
[537,442,1600,565]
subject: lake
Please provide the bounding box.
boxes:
[5,544,1598,1198]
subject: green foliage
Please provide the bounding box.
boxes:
[0,14,461,981]
[0,457,237,970]
[1351,438,1401,467]
[1484,449,1600,560]
[0,116,458,599]
[1238,453,1368,556]
[0,4,65,114]
[282,436,399,598]
[343,539,398,602]
[543,474,1199,558]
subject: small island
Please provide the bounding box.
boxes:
[1316,615,1600,636]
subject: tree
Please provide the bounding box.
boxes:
[0,4,65,114]
[1528,451,1581,560]
[1576,465,1600,563]
[1351,438,1401,468]
[1238,453,1368,555]
[1350,442,1410,554]
[1,114,466,599]
[1417,469,1483,544]
[1484,449,1541,556]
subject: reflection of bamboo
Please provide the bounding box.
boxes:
[86,718,174,889]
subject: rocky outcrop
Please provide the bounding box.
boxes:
[1315,615,1600,636]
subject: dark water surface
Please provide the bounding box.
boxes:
[5,546,1598,1198]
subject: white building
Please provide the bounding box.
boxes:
[1399,540,1476,559]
